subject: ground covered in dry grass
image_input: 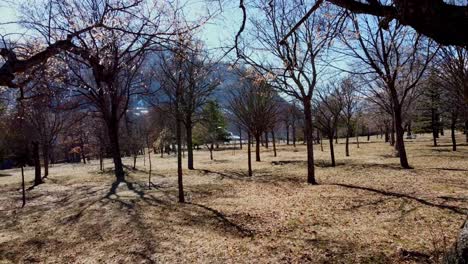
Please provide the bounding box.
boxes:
[0,133,467,263]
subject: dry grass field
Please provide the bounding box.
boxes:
[0,133,467,263]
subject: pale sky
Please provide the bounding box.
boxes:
[0,1,244,53]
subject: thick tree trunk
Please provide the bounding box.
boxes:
[272,130,277,157]
[42,144,49,178]
[329,134,336,167]
[393,104,411,169]
[186,120,194,170]
[303,99,317,184]
[255,134,261,162]
[247,132,252,176]
[107,119,125,182]
[32,141,42,186]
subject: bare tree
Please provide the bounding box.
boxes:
[433,46,468,151]
[338,76,359,157]
[239,0,343,184]
[314,84,343,167]
[228,69,278,172]
[340,15,436,168]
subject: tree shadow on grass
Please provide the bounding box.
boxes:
[186,202,254,238]
[333,183,468,215]
[0,172,12,177]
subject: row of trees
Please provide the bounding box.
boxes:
[0,0,467,198]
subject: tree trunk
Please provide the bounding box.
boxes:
[107,119,125,182]
[99,151,103,171]
[407,120,412,137]
[272,130,277,157]
[264,131,269,148]
[367,128,370,141]
[147,142,152,189]
[345,125,350,157]
[21,166,26,208]
[32,141,42,186]
[42,144,49,178]
[320,132,324,152]
[393,105,411,168]
[356,131,360,149]
[384,124,390,142]
[239,127,243,150]
[133,155,137,170]
[390,118,396,146]
[247,132,252,176]
[451,113,457,151]
[176,115,185,203]
[292,124,296,147]
[329,134,336,167]
[303,99,317,184]
[209,143,214,160]
[186,121,194,170]
[465,120,468,143]
[286,123,290,145]
[255,134,261,162]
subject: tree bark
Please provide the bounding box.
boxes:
[21,166,26,208]
[345,125,351,157]
[465,120,468,143]
[209,143,214,160]
[451,113,457,151]
[255,134,261,162]
[303,99,317,184]
[393,104,411,168]
[247,132,252,176]
[329,134,336,167]
[292,124,296,147]
[264,131,269,148]
[185,120,194,170]
[176,116,184,203]
[42,144,49,178]
[107,118,125,182]
[384,124,389,142]
[390,117,396,146]
[272,130,277,157]
[286,123,290,145]
[147,143,152,189]
[32,141,42,186]
[239,127,243,150]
